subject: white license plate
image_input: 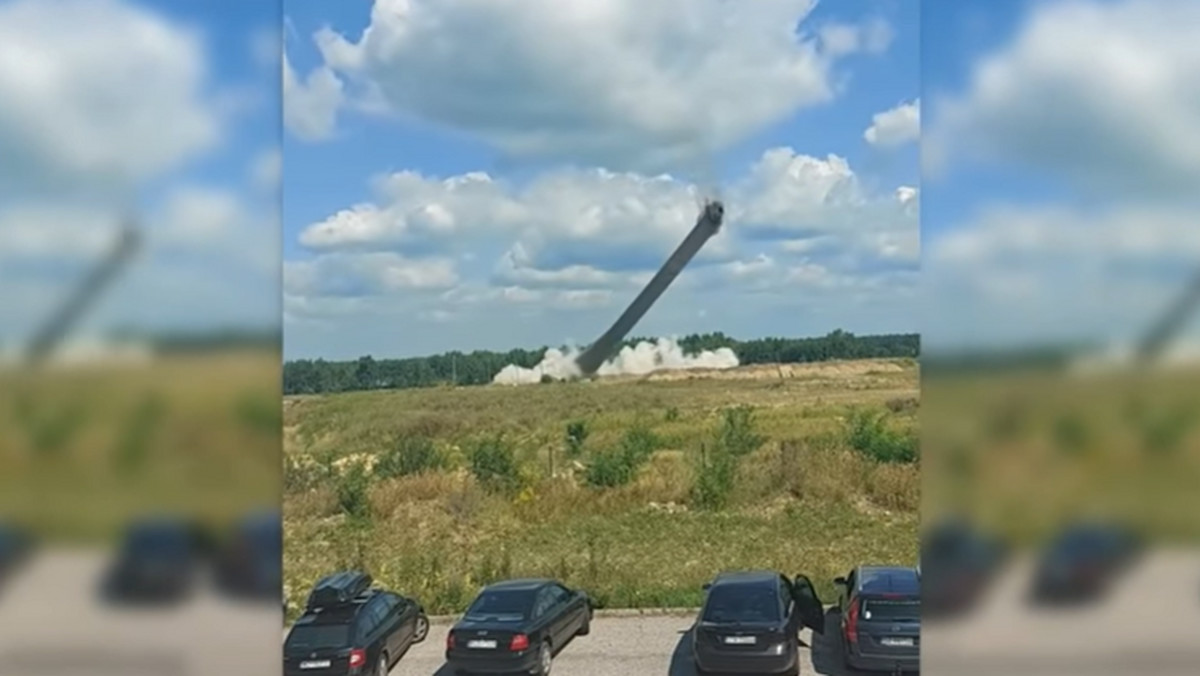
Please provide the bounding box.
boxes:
[881,637,914,647]
[299,660,331,669]
[723,636,757,645]
[467,639,498,649]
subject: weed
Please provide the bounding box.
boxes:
[844,408,918,464]
[336,463,372,522]
[565,420,589,458]
[377,436,446,479]
[469,435,521,494]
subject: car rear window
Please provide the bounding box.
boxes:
[464,590,533,621]
[861,598,920,622]
[702,584,781,623]
[286,624,351,650]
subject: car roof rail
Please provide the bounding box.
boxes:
[306,570,373,611]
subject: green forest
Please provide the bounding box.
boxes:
[282,330,919,394]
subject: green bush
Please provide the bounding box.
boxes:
[582,423,661,489]
[584,449,638,488]
[692,442,737,510]
[376,436,445,479]
[844,408,918,464]
[718,406,767,458]
[664,407,680,422]
[336,463,372,521]
[469,435,521,493]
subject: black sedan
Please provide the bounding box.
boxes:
[213,509,282,601]
[445,578,592,675]
[1029,521,1142,604]
[100,516,203,604]
[691,570,825,676]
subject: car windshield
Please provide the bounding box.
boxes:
[702,584,781,624]
[285,624,350,651]
[464,590,532,621]
[861,598,920,622]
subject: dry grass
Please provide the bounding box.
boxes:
[284,358,920,616]
[922,366,1200,544]
[0,351,280,541]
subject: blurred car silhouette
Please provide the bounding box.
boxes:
[214,509,281,601]
[284,571,429,676]
[834,565,920,674]
[0,522,35,592]
[1029,521,1142,604]
[100,516,203,604]
[920,517,1008,618]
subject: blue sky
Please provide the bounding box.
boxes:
[0,0,280,351]
[920,0,1200,352]
[282,0,921,360]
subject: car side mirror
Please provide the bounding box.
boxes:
[833,577,847,586]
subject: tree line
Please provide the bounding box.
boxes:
[282,330,919,395]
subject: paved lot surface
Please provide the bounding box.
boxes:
[922,548,1200,676]
[0,549,280,676]
[382,613,852,676]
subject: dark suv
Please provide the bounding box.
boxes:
[692,570,825,675]
[283,571,430,676]
[834,565,920,673]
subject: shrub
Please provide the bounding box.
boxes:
[565,420,590,458]
[717,406,767,458]
[582,423,660,489]
[691,442,737,510]
[664,407,680,422]
[376,436,445,479]
[584,449,638,488]
[469,435,521,493]
[336,463,372,521]
[844,408,918,464]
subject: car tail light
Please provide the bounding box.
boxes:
[446,632,456,650]
[348,648,366,669]
[510,633,530,651]
[845,599,860,644]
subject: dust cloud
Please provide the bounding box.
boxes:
[492,337,738,385]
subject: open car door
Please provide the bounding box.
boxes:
[790,574,826,635]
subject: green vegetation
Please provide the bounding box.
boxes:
[283,358,920,618]
[0,352,280,542]
[923,367,1200,545]
[282,329,919,393]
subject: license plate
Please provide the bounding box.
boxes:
[467,639,498,649]
[723,636,757,645]
[881,637,914,647]
[299,660,331,669]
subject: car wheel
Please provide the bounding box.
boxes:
[376,652,388,676]
[414,614,430,643]
[534,641,552,676]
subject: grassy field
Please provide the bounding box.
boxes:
[922,365,1200,545]
[283,358,920,617]
[0,351,281,542]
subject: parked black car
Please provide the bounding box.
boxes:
[214,509,282,601]
[1029,521,1142,604]
[100,516,203,604]
[0,521,34,594]
[691,570,825,676]
[921,517,1007,618]
[834,565,920,674]
[283,571,430,676]
[445,578,592,675]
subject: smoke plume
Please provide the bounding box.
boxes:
[492,337,738,385]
